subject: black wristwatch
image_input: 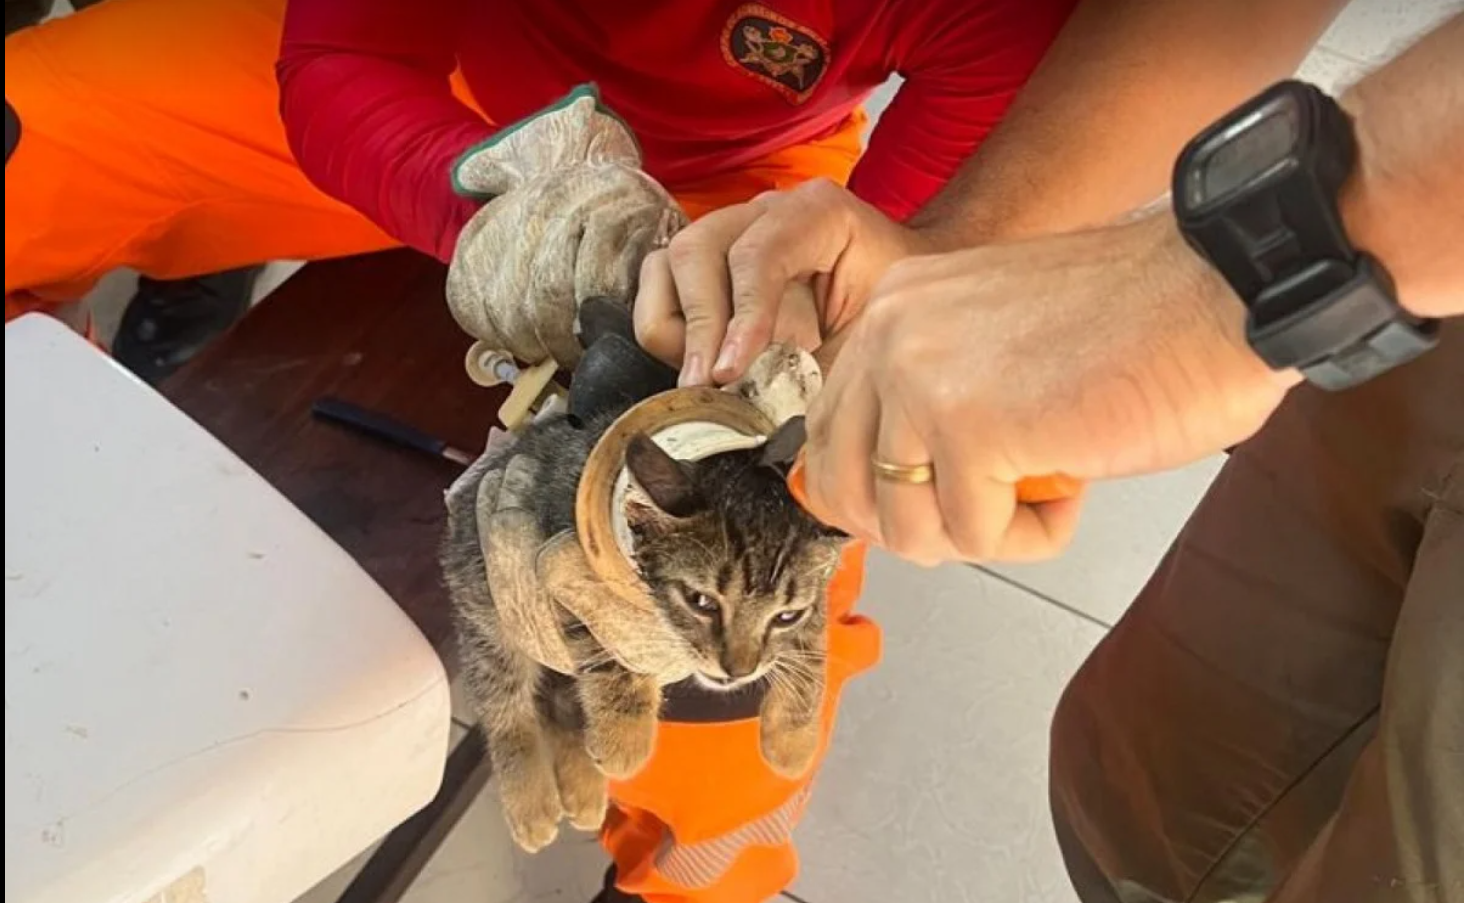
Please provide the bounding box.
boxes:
[1172,80,1437,391]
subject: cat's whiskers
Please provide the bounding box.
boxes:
[775,656,823,689]
[766,668,818,710]
[776,649,828,669]
[767,656,822,706]
[780,645,861,670]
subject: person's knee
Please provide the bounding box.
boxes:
[1049,667,1129,902]
[1048,665,1096,827]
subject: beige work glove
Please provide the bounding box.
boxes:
[445,426,579,676]
[446,85,688,370]
[446,416,689,681]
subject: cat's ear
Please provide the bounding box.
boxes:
[758,417,806,476]
[805,531,849,580]
[625,434,703,519]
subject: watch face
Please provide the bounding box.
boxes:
[1184,93,1301,210]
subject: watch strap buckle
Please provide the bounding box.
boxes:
[1247,254,1438,390]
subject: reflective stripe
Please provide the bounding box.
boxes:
[654,786,812,889]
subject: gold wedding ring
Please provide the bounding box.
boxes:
[871,457,935,485]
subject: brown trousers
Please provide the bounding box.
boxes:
[1052,316,1463,903]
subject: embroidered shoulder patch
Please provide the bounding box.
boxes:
[721,4,830,105]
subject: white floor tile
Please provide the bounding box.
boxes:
[292,724,449,903]
[253,260,307,305]
[293,720,607,903]
[986,456,1223,626]
[449,669,478,726]
[1319,0,1460,67]
[84,268,141,348]
[292,842,379,903]
[398,779,607,903]
[790,552,1104,903]
[1296,45,1374,94]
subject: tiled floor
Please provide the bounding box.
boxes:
[789,555,1104,903]
[193,1,1445,901]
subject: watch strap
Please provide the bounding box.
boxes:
[1248,254,1438,390]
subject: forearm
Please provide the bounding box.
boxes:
[277,53,489,262]
[276,0,491,263]
[1151,13,1464,428]
[911,0,1345,248]
[1339,12,1464,319]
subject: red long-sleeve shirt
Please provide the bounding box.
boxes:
[277,0,1076,262]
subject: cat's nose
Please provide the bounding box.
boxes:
[720,650,759,680]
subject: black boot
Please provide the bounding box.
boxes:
[5,0,54,36]
[111,267,261,385]
[589,866,646,903]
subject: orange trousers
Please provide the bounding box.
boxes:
[4,3,878,901]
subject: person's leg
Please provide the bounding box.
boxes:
[110,267,263,382]
[51,0,268,382]
[3,0,397,309]
[1049,316,1464,903]
[1267,464,1462,902]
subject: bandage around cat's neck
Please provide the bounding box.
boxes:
[526,345,822,678]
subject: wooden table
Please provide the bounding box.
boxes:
[162,250,511,903]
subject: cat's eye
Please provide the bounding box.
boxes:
[772,608,807,627]
[686,593,721,617]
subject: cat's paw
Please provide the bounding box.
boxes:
[761,721,820,779]
[560,772,609,831]
[586,715,657,780]
[498,764,564,853]
[554,740,609,831]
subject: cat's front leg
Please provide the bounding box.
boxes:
[578,665,661,780]
[491,721,565,853]
[760,644,827,779]
[545,721,608,831]
[537,671,608,832]
[458,630,564,852]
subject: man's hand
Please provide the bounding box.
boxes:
[800,214,1298,565]
[633,179,931,386]
[447,87,686,369]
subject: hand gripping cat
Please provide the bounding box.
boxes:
[441,345,846,852]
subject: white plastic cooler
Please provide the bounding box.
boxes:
[4,315,451,903]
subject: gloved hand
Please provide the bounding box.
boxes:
[443,427,577,676]
[446,414,689,682]
[446,85,688,370]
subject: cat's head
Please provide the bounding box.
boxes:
[623,425,847,691]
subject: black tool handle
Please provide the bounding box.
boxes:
[311,396,452,460]
[568,297,678,425]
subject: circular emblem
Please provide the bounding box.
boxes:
[721,4,830,105]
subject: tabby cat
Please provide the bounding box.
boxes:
[441,403,846,852]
